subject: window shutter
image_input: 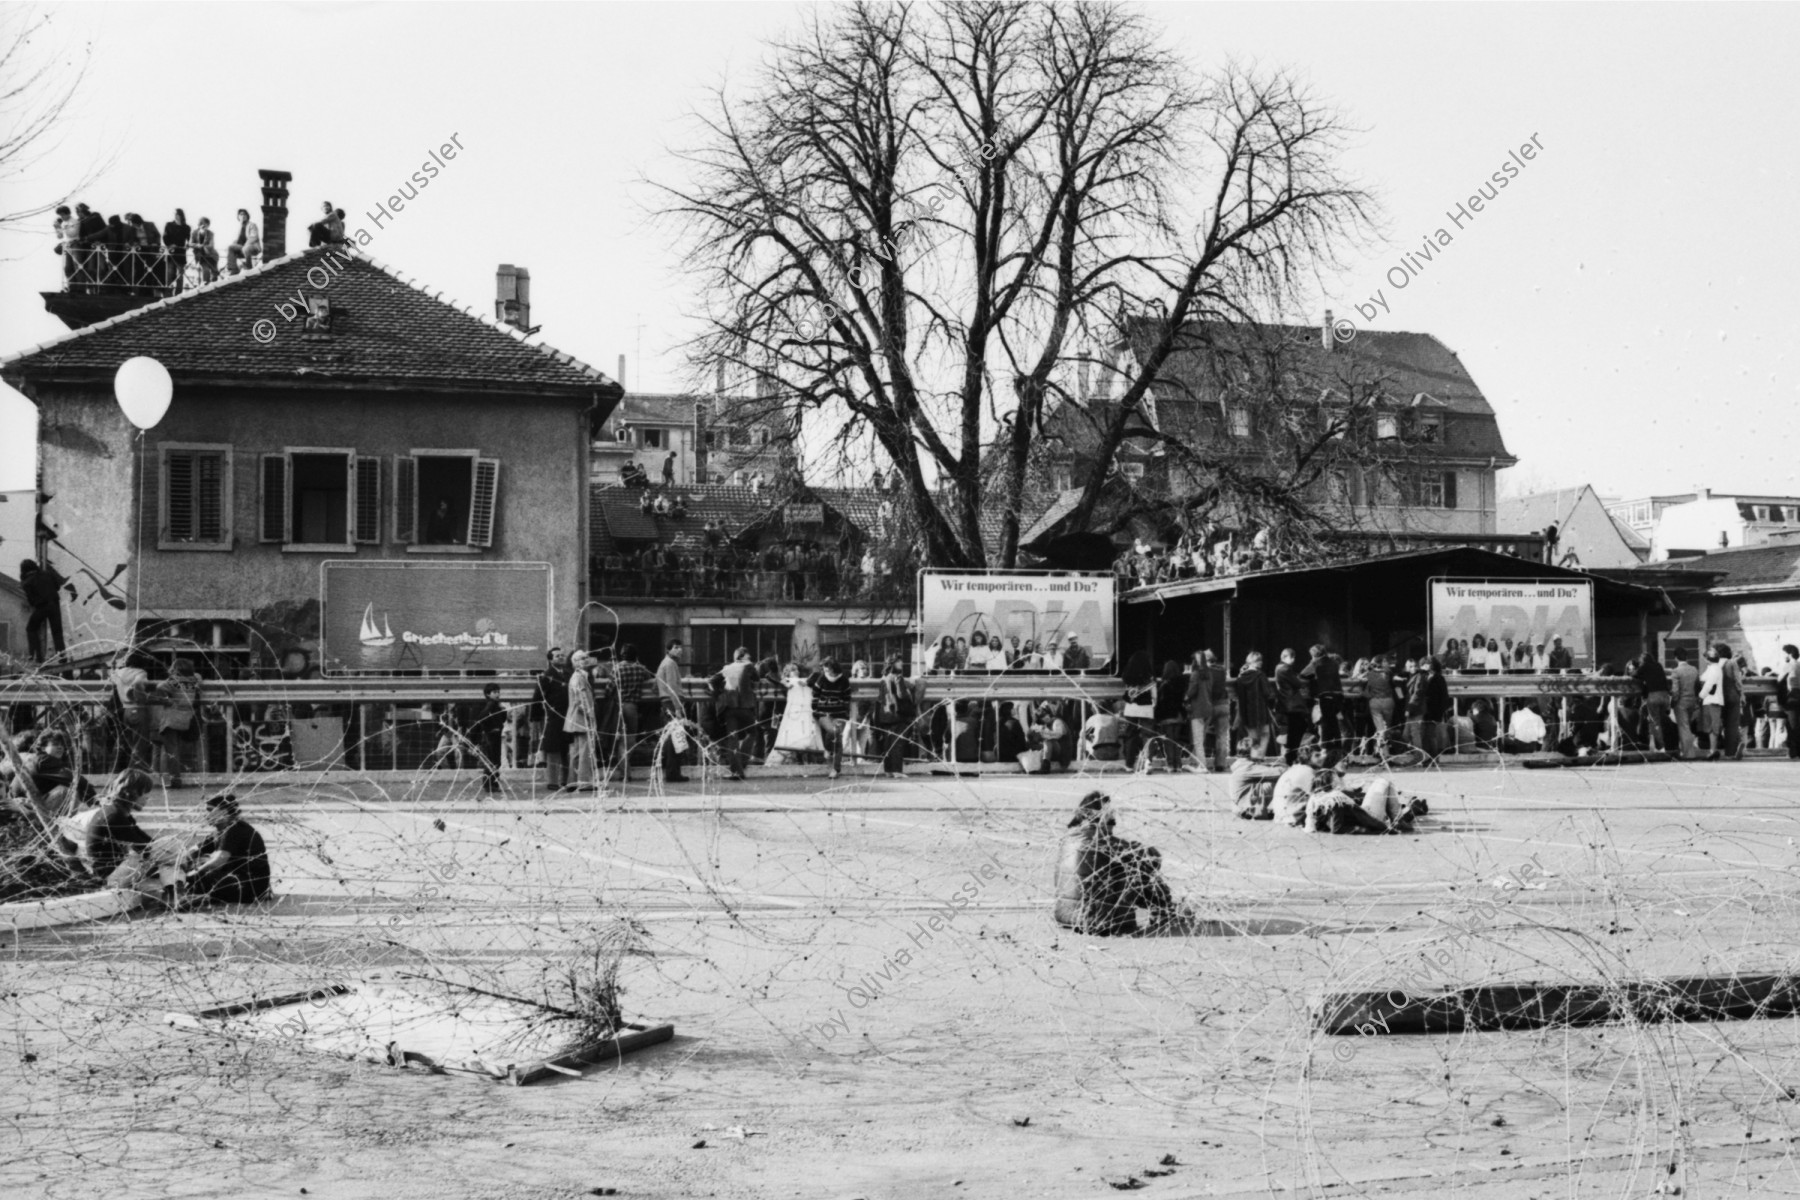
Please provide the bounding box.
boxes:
[467,457,500,548]
[353,456,382,544]
[1443,471,1458,510]
[259,454,289,543]
[393,455,417,544]
[197,453,225,542]
[165,451,195,542]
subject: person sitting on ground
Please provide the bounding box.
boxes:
[1304,769,1408,835]
[178,793,271,907]
[1346,773,1427,834]
[1468,698,1500,749]
[1052,791,1184,937]
[1272,747,1326,827]
[54,769,152,869]
[1504,701,1548,753]
[1080,700,1127,762]
[7,728,88,823]
[1229,755,1282,820]
[75,769,156,886]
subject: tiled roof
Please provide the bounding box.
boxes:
[1640,542,1800,591]
[1,248,617,395]
[1122,317,1515,461]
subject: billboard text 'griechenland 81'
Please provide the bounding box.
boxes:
[917,570,1115,666]
[321,560,551,674]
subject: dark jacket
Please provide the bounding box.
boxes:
[1423,671,1452,722]
[1634,658,1671,695]
[1233,668,1275,727]
[1273,662,1309,714]
[21,562,68,609]
[163,220,191,252]
[1300,654,1342,696]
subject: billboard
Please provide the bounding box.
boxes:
[1427,578,1595,670]
[321,561,552,674]
[918,571,1115,668]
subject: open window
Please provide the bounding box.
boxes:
[393,451,500,548]
[259,448,355,549]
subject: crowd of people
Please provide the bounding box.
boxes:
[51,196,347,294]
[592,536,908,603]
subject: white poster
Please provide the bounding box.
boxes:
[1428,578,1594,670]
[917,571,1115,670]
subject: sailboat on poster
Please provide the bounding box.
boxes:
[359,602,395,648]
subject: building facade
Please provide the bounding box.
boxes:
[1497,485,1649,569]
[3,245,620,674]
[1036,318,1517,543]
[1606,489,1800,561]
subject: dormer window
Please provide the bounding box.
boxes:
[1228,407,1251,438]
[1418,415,1441,443]
[1376,414,1398,440]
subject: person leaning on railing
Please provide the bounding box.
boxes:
[191,217,219,283]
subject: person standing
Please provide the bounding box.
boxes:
[190,216,219,283]
[613,645,651,781]
[1421,657,1452,760]
[1633,652,1673,753]
[20,558,75,663]
[1117,652,1157,771]
[1719,644,1745,760]
[717,648,761,780]
[151,657,200,788]
[1698,648,1726,760]
[1273,649,1310,765]
[1233,651,1276,761]
[108,649,153,772]
[1548,637,1574,671]
[1300,644,1346,764]
[654,640,691,783]
[1669,646,1701,760]
[470,683,507,795]
[875,658,920,777]
[563,651,599,792]
[1152,659,1186,770]
[535,649,573,791]
[1781,644,1800,761]
[809,657,853,778]
[1186,649,1231,772]
[162,208,191,292]
[1362,655,1398,756]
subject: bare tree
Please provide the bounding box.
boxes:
[658,1,1372,568]
[0,5,107,237]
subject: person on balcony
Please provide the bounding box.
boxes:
[191,217,219,283]
[100,215,131,285]
[132,214,164,289]
[226,208,261,275]
[162,209,191,292]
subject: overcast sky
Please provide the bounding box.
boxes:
[2,2,1796,502]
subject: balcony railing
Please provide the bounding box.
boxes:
[55,243,236,296]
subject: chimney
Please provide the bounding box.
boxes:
[495,264,531,332]
[1322,310,1334,352]
[617,355,627,390]
[259,169,292,261]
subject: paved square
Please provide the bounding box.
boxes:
[6,760,1800,1198]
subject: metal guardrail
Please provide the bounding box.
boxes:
[0,672,1772,707]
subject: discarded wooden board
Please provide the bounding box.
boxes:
[164,976,671,1085]
[1319,972,1800,1036]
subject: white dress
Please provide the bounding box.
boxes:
[770,677,826,761]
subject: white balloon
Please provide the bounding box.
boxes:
[114,356,173,430]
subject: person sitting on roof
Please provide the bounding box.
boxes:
[652,492,673,516]
[1052,791,1185,936]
